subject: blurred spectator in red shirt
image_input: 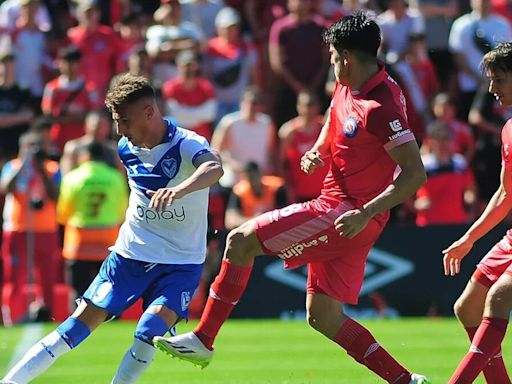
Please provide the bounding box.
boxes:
[245,0,287,92]
[41,45,101,153]
[115,12,145,73]
[146,0,203,87]
[268,0,329,127]
[204,7,257,123]
[67,0,121,97]
[422,92,475,162]
[0,53,34,161]
[162,50,217,141]
[414,121,476,226]
[278,91,327,202]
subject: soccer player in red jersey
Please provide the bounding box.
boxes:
[154,12,429,383]
[445,42,512,384]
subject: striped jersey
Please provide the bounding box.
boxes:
[109,119,212,264]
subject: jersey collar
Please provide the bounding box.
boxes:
[161,119,177,144]
[352,63,387,97]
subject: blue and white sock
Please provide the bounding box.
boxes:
[3,330,71,384]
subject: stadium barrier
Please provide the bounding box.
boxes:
[231,223,509,318]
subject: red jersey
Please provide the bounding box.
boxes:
[322,65,415,223]
[161,76,216,141]
[284,116,328,200]
[68,25,121,93]
[42,77,100,151]
[411,58,440,101]
[415,154,474,226]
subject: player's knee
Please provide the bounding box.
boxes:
[56,317,91,349]
[225,227,255,263]
[306,307,328,333]
[134,312,170,346]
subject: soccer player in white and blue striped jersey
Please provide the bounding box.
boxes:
[1,74,223,384]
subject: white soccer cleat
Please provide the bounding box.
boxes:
[153,332,213,369]
[410,373,431,384]
[0,380,18,384]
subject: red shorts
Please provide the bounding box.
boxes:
[254,196,384,304]
[475,236,512,288]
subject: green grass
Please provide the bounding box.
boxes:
[0,318,509,383]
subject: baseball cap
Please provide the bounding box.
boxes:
[215,7,240,29]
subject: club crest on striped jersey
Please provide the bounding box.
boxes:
[343,117,359,138]
[161,156,178,179]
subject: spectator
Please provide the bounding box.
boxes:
[0,131,60,324]
[377,0,425,64]
[409,0,459,89]
[415,121,476,226]
[422,92,475,162]
[204,6,257,123]
[146,0,203,86]
[211,87,275,188]
[162,49,217,141]
[67,0,121,97]
[269,0,329,127]
[180,0,225,40]
[11,0,51,107]
[41,45,101,153]
[468,80,510,209]
[57,141,127,302]
[60,110,119,175]
[448,0,512,121]
[245,0,287,92]
[393,33,439,127]
[278,91,327,202]
[0,53,34,161]
[115,12,145,73]
[224,161,286,229]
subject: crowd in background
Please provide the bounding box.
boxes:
[0,0,510,324]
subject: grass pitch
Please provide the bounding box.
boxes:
[0,318,508,383]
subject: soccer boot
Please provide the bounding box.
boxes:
[410,373,431,384]
[153,332,213,369]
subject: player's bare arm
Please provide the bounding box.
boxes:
[443,164,512,275]
[148,151,223,212]
[301,110,332,175]
[336,140,426,239]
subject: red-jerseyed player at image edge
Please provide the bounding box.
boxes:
[445,42,512,384]
[154,12,430,384]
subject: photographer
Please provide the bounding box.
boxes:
[0,131,61,324]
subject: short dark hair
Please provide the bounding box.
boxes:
[105,74,155,112]
[58,45,81,61]
[323,12,381,58]
[481,42,512,74]
[79,140,106,161]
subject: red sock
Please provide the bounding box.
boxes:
[465,326,511,384]
[450,318,508,384]
[194,260,252,349]
[333,318,411,384]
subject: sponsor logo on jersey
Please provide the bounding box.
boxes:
[161,157,179,179]
[388,119,403,132]
[136,205,186,223]
[388,129,411,141]
[277,234,329,259]
[343,117,359,138]
[181,291,191,311]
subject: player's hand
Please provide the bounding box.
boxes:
[147,188,185,212]
[300,150,324,175]
[442,237,474,276]
[335,208,371,239]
